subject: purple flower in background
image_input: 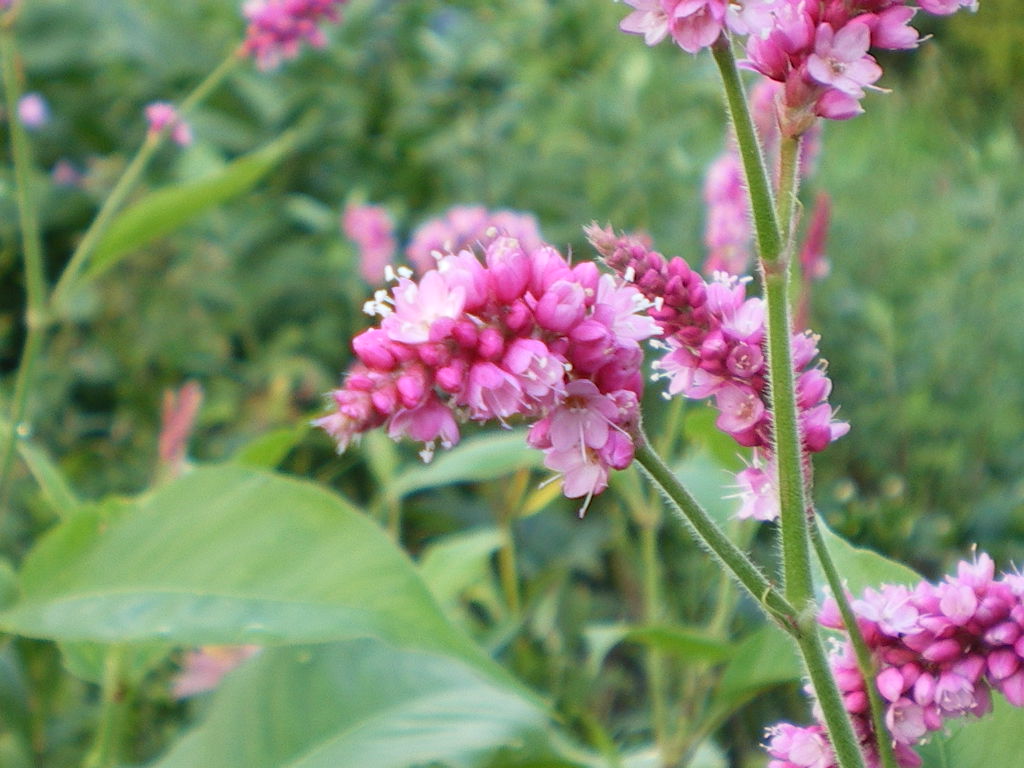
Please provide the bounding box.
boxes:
[342,203,398,285]
[17,93,49,129]
[145,102,193,147]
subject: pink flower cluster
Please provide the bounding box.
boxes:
[588,224,847,520]
[619,0,978,128]
[768,554,1024,767]
[342,203,398,285]
[406,205,543,275]
[145,102,192,147]
[241,0,348,70]
[315,236,660,503]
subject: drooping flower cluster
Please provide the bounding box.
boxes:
[342,203,398,285]
[619,0,979,129]
[588,224,847,520]
[241,0,349,70]
[315,235,660,503]
[768,554,1024,768]
[144,102,192,147]
[405,205,544,275]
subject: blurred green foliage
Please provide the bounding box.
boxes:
[0,0,1021,766]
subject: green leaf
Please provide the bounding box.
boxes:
[713,624,801,711]
[0,466,482,670]
[16,441,80,519]
[419,528,502,608]
[919,697,1024,767]
[84,129,303,282]
[231,426,307,469]
[59,641,171,686]
[390,433,541,498]
[152,639,573,768]
[584,622,734,678]
[814,520,921,595]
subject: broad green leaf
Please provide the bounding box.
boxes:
[584,622,733,678]
[83,129,303,282]
[673,452,739,529]
[0,466,481,670]
[231,426,307,469]
[919,697,1024,768]
[814,520,921,595]
[683,407,745,472]
[622,741,726,768]
[714,624,801,710]
[419,528,502,608]
[16,441,79,519]
[153,639,576,768]
[390,432,541,498]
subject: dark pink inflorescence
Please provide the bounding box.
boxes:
[241,0,348,70]
[587,223,847,521]
[768,554,1024,767]
[315,235,660,505]
[619,0,978,129]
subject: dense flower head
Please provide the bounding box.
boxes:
[315,234,659,505]
[619,0,979,129]
[405,205,544,275]
[145,102,192,147]
[342,203,398,285]
[769,553,1024,767]
[242,0,348,70]
[589,223,847,520]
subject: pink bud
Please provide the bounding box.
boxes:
[877,667,906,702]
[988,649,1019,681]
[922,638,963,663]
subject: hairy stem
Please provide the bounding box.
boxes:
[633,438,795,630]
[82,646,129,768]
[810,514,899,768]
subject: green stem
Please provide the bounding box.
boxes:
[82,646,128,768]
[794,629,868,768]
[638,513,670,763]
[777,135,801,246]
[0,23,48,507]
[633,438,795,630]
[710,36,782,264]
[711,34,864,768]
[810,514,899,768]
[50,49,242,309]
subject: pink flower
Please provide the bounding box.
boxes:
[619,0,673,45]
[144,102,192,146]
[242,0,349,70]
[342,203,398,285]
[172,646,260,698]
[17,93,49,129]
[543,446,608,500]
[807,23,882,98]
[381,272,466,345]
[406,206,543,274]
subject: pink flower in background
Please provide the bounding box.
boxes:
[316,230,658,505]
[405,205,543,274]
[145,102,192,147]
[51,160,83,188]
[17,93,49,129]
[342,203,398,284]
[158,381,203,479]
[172,645,260,698]
[242,0,349,70]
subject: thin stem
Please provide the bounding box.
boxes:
[496,469,528,618]
[710,36,782,264]
[0,23,48,506]
[810,514,899,768]
[777,135,801,246]
[633,438,796,630]
[795,629,868,768]
[50,49,242,308]
[82,646,128,768]
[638,512,670,763]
